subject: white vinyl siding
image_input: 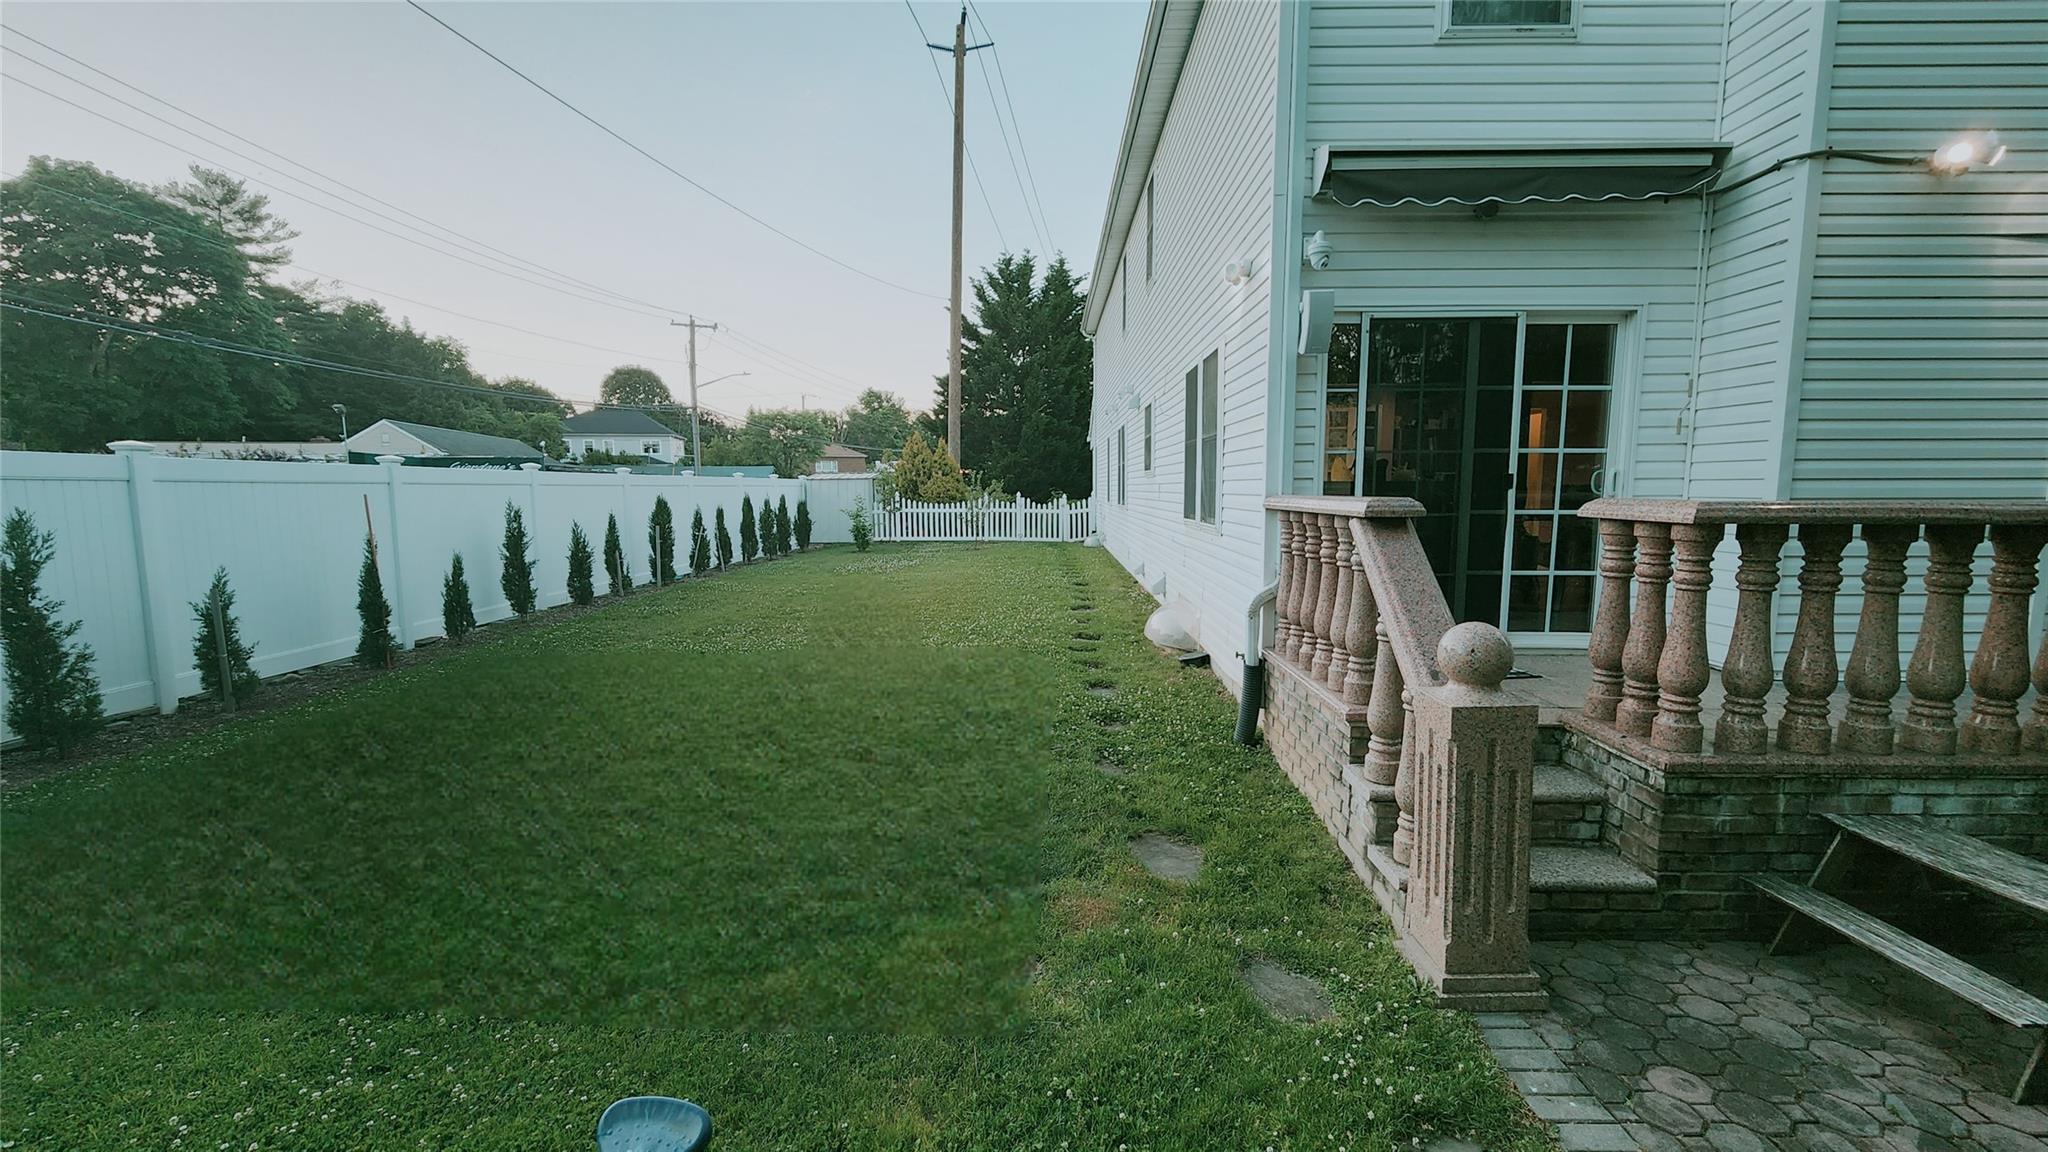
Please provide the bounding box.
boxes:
[1088,0,1278,692]
[1793,0,2048,500]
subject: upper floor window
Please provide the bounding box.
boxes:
[1141,403,1154,472]
[1444,0,1573,35]
[1144,177,1156,284]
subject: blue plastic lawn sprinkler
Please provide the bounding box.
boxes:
[595,1096,712,1152]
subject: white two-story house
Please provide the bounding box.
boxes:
[1087,0,2045,695]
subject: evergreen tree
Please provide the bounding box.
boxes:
[442,553,476,641]
[688,508,712,576]
[356,533,395,668]
[501,502,537,614]
[1,509,104,752]
[891,430,972,502]
[739,494,760,562]
[714,507,734,568]
[794,499,813,551]
[647,496,678,584]
[190,566,258,704]
[603,512,632,594]
[776,495,794,555]
[567,522,596,605]
[759,500,779,558]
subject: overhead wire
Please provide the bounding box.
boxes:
[966,0,1055,249]
[901,0,1011,253]
[405,1,945,301]
[959,2,1048,252]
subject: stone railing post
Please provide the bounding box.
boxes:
[1779,523,1854,754]
[1584,518,1636,721]
[1310,515,1339,680]
[1296,516,1324,666]
[1900,524,1983,756]
[1326,519,1354,691]
[1716,522,1788,755]
[1651,522,1720,753]
[1614,522,1671,737]
[1837,523,1917,755]
[1400,623,1545,1011]
[1276,513,1300,658]
[1341,548,1375,707]
[1962,524,2047,755]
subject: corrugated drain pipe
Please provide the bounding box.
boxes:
[1235,581,1279,745]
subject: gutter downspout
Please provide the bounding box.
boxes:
[1236,580,1279,745]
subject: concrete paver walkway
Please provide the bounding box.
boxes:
[1479,939,2048,1152]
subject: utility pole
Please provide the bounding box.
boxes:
[669,315,717,470]
[929,6,991,465]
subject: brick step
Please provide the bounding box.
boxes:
[1531,764,1607,847]
[1529,845,1661,940]
[1530,845,1658,894]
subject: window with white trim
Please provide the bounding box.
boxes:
[1116,426,1127,505]
[1120,256,1128,332]
[1182,351,1219,524]
[1141,403,1153,472]
[1144,177,1155,283]
[1444,0,1572,32]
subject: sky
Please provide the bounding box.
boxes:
[0,0,1146,424]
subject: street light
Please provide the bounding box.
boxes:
[331,403,348,442]
[686,372,749,469]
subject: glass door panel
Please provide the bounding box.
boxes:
[1507,322,1615,634]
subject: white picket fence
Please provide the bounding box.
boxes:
[0,446,834,737]
[878,496,1095,542]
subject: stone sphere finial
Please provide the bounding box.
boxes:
[1438,622,1513,690]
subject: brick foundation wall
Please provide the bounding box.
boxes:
[1557,720,2048,940]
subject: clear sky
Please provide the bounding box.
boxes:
[0,0,1146,422]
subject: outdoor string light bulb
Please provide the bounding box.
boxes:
[1930,130,2005,175]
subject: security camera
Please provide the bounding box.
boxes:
[1303,230,1332,271]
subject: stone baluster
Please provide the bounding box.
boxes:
[2025,626,2048,754]
[1899,525,1983,755]
[1310,516,1340,681]
[1584,519,1636,722]
[1276,514,1300,659]
[1326,518,1354,691]
[1614,522,1672,737]
[1392,687,1417,866]
[1341,546,1376,708]
[1651,523,1721,753]
[1837,524,1918,755]
[1961,525,2048,755]
[1363,619,1403,787]
[1402,623,1543,1010]
[1715,523,1788,755]
[1295,516,1324,666]
[1778,524,1854,754]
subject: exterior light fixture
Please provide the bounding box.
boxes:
[1930,130,2005,175]
[1224,258,1255,285]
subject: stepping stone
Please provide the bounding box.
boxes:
[1076,659,1103,670]
[1087,683,1118,698]
[1240,960,1334,1022]
[1073,630,1102,641]
[1130,833,1201,884]
[1100,719,1129,733]
[1095,756,1125,777]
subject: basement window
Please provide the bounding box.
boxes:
[1442,0,1574,37]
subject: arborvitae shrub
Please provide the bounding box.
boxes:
[1,509,104,752]
[714,507,734,568]
[688,508,712,576]
[501,502,537,615]
[567,523,596,605]
[795,499,813,551]
[647,496,677,584]
[847,501,874,552]
[190,566,258,704]
[443,553,476,641]
[604,513,632,594]
[759,501,779,558]
[776,496,794,555]
[739,495,759,562]
[356,533,396,668]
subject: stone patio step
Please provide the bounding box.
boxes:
[1529,846,1657,894]
[1533,764,1604,805]
[1532,766,1609,848]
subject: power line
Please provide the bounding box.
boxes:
[1,25,698,319]
[706,332,865,405]
[960,4,1048,252]
[404,1,944,302]
[967,1,1055,249]
[901,0,1010,252]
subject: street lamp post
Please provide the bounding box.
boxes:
[332,403,348,444]
[689,371,749,468]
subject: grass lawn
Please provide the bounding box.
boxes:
[1,544,1547,1151]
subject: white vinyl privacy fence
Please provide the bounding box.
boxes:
[0,445,831,735]
[878,496,1095,542]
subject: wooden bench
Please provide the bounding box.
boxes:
[1750,814,2048,1105]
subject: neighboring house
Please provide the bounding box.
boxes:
[812,443,869,475]
[1086,0,2045,693]
[562,410,690,464]
[344,419,544,461]
[144,440,346,461]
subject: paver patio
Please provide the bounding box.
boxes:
[0,544,1550,1151]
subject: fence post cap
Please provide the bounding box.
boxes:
[375,454,406,466]
[615,467,633,476]
[107,440,155,454]
[519,462,542,472]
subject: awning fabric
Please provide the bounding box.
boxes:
[1312,144,1728,209]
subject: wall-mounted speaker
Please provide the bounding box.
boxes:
[1299,289,1336,355]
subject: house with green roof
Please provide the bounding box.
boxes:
[343,419,544,462]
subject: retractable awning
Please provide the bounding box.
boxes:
[1312,143,1729,209]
